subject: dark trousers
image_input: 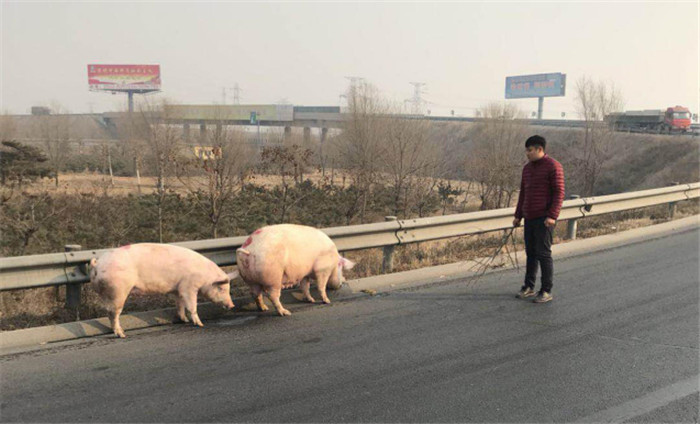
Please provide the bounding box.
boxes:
[523,217,554,293]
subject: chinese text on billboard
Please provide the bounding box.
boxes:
[88,64,161,92]
[505,73,566,99]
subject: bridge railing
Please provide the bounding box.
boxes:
[1,183,698,309]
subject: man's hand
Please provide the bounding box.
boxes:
[513,218,521,227]
[545,217,556,227]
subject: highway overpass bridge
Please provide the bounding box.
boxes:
[9,105,699,144]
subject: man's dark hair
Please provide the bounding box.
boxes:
[525,135,546,150]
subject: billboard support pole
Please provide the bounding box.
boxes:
[537,97,544,120]
[128,91,134,114]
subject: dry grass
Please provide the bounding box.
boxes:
[2,200,696,332]
[27,170,480,199]
[29,173,184,196]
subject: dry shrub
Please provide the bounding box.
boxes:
[0,287,72,330]
[576,200,698,238]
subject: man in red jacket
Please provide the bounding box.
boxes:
[513,135,565,303]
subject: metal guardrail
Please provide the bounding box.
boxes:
[1,183,698,296]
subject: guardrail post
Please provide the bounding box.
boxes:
[566,195,581,240]
[382,216,398,274]
[64,245,83,320]
[668,182,680,218]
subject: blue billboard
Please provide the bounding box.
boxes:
[505,73,566,99]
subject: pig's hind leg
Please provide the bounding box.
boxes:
[250,284,269,311]
[300,278,316,303]
[176,296,189,323]
[266,286,291,316]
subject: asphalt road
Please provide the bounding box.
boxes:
[1,229,698,423]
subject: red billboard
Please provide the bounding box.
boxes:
[87,64,161,92]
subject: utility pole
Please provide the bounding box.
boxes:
[222,84,242,105]
[405,82,427,115]
[233,83,241,105]
[343,76,365,107]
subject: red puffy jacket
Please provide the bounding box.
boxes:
[514,154,565,220]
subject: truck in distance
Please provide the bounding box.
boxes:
[605,105,692,134]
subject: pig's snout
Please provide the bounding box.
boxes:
[203,282,235,310]
[327,280,343,290]
[214,295,235,310]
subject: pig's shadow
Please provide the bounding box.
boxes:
[65,320,112,339]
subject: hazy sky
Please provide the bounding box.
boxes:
[2,1,698,119]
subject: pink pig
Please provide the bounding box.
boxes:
[89,243,237,338]
[236,224,355,316]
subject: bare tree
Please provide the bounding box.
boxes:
[382,114,444,217]
[574,76,624,195]
[176,123,254,238]
[465,102,528,210]
[259,143,315,222]
[130,99,182,242]
[38,104,72,187]
[438,180,465,215]
[334,81,388,222]
[118,114,148,194]
[408,174,442,217]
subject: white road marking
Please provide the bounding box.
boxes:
[575,375,699,423]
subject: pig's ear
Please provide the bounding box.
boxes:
[226,270,240,281]
[340,257,355,270]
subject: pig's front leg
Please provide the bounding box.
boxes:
[176,296,189,323]
[182,290,204,327]
[250,284,269,311]
[267,286,291,316]
[300,278,316,303]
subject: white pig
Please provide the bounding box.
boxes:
[89,243,237,338]
[236,224,355,316]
